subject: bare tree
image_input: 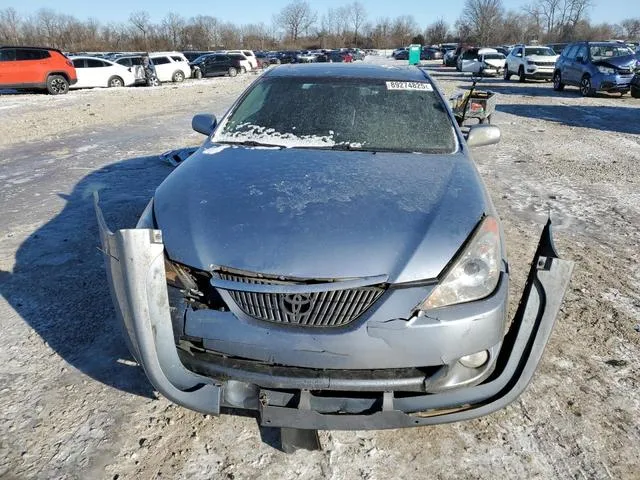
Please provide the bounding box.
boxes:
[162,12,185,50]
[621,18,640,38]
[459,0,504,45]
[348,2,367,46]
[277,0,316,42]
[424,19,448,45]
[0,8,21,44]
[129,10,151,47]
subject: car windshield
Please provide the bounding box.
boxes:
[525,47,556,56]
[214,76,457,153]
[483,53,504,60]
[589,45,634,60]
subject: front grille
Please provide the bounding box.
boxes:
[534,61,555,67]
[617,68,632,75]
[217,272,385,327]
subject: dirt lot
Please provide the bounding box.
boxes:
[1,58,638,479]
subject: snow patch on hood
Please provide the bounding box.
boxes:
[203,144,230,155]
[215,123,337,148]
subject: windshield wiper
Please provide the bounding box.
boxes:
[217,140,285,148]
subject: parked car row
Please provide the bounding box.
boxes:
[438,41,640,98]
[0,46,260,95]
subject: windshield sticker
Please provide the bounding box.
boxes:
[386,81,433,91]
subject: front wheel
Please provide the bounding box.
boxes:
[46,75,69,95]
[580,75,595,97]
[553,72,565,91]
[503,67,511,81]
[228,67,237,77]
[194,69,203,79]
[108,76,124,88]
[631,86,640,98]
[240,66,247,74]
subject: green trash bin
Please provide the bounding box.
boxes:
[408,44,422,65]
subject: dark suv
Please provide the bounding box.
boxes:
[553,42,637,96]
[0,46,77,94]
[190,54,244,78]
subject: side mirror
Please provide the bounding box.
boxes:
[466,125,501,148]
[192,113,217,136]
[576,56,584,63]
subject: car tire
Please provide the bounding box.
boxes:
[46,75,69,95]
[518,66,526,82]
[108,76,124,88]
[194,69,203,79]
[503,67,511,81]
[553,71,565,91]
[240,66,247,74]
[580,75,595,97]
[172,71,185,83]
[631,86,640,98]
[228,67,238,77]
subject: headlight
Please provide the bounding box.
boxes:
[526,59,535,65]
[419,216,501,310]
[165,257,197,291]
[597,66,615,75]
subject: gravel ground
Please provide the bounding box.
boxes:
[1,58,638,479]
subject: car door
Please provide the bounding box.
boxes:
[461,49,481,73]
[85,58,111,87]
[563,45,581,85]
[71,58,89,88]
[0,48,17,86]
[14,49,45,84]
[509,46,523,72]
[150,56,172,82]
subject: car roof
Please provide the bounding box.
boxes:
[265,63,431,82]
[1,45,64,54]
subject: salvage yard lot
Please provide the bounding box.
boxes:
[1,57,638,479]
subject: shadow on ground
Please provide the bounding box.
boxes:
[0,155,175,398]
[496,104,640,134]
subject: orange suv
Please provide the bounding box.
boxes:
[0,46,77,94]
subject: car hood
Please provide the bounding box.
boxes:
[525,54,559,62]
[484,58,506,68]
[593,54,637,69]
[153,145,489,284]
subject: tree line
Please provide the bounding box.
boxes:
[0,0,638,53]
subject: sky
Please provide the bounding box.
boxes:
[6,0,634,27]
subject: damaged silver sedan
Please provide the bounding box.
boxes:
[95,64,573,447]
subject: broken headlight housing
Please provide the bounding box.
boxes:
[419,216,501,310]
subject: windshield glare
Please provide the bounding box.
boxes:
[589,45,634,59]
[525,47,556,56]
[215,77,457,153]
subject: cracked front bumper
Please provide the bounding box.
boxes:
[95,194,573,429]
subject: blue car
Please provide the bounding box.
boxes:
[553,41,638,96]
[94,64,573,448]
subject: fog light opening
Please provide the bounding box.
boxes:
[459,350,489,369]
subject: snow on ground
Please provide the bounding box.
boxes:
[0,56,639,479]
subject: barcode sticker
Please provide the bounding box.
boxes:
[386,81,433,91]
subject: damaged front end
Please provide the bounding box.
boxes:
[94,192,573,431]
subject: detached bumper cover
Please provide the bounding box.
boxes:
[95,193,573,429]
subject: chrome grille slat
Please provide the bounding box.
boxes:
[216,272,384,328]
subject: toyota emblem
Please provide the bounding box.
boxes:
[280,293,314,323]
